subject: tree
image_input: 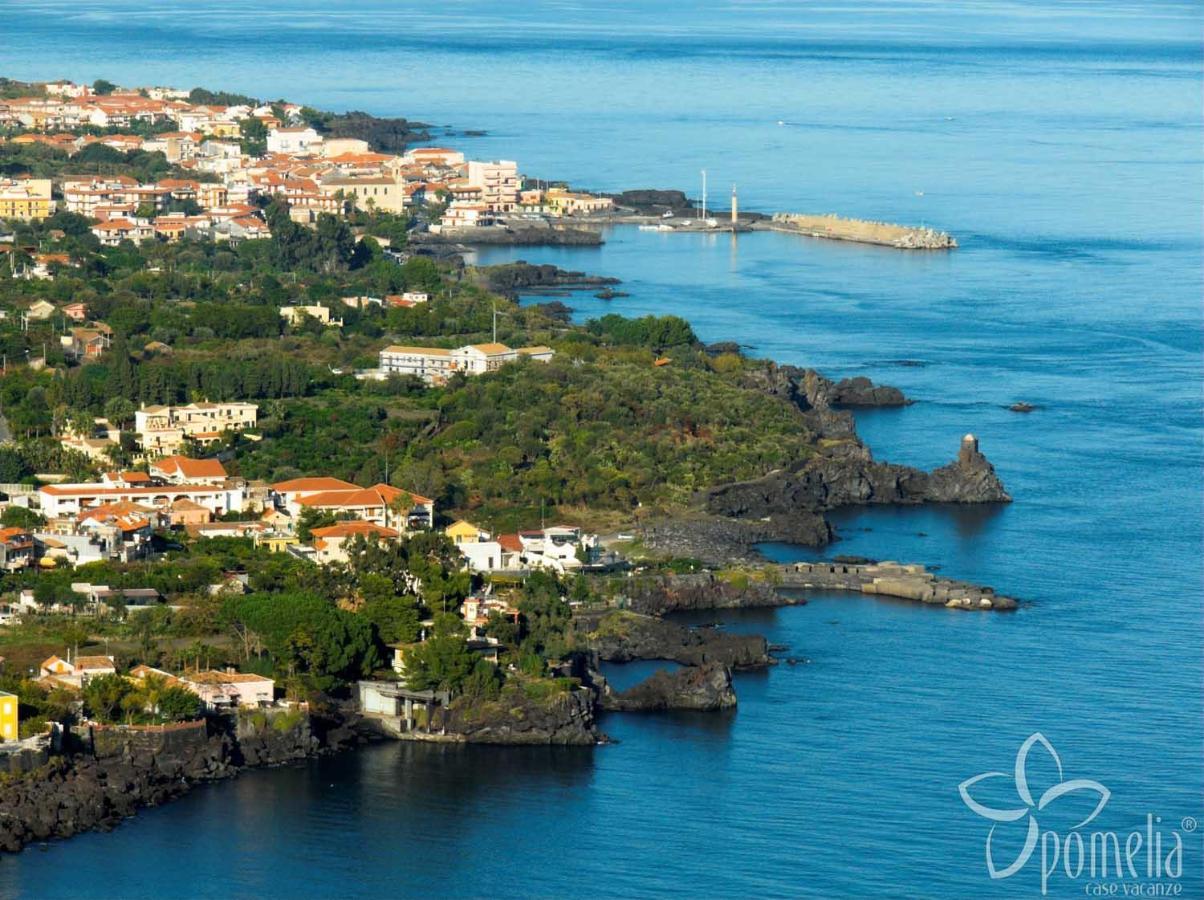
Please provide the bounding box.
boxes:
[404,613,474,693]
[103,396,136,428]
[0,506,44,529]
[361,594,421,645]
[92,79,117,96]
[82,674,136,724]
[157,686,202,722]
[221,593,379,687]
[0,448,30,483]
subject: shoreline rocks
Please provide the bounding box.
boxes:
[576,609,774,669]
[613,571,803,616]
[472,261,619,297]
[688,434,1010,560]
[600,663,737,712]
[414,224,603,246]
[0,707,357,854]
[431,686,601,745]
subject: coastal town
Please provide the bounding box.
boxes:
[0,75,1010,854]
[0,78,616,248]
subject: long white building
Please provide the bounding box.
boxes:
[39,482,246,520]
[378,342,554,384]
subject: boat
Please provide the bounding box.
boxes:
[638,224,661,231]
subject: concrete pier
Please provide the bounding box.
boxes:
[762,213,956,249]
[775,560,1017,610]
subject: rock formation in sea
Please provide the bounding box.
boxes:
[599,663,738,712]
[575,609,774,669]
[431,686,600,745]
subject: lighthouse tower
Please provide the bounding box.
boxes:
[959,433,980,465]
[730,184,739,226]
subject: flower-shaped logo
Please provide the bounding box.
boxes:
[959,733,1110,879]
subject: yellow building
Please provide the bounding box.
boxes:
[0,691,18,742]
[0,178,54,221]
[445,520,489,545]
[319,175,406,214]
[255,533,299,553]
[544,187,614,215]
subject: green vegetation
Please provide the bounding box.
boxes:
[0,85,831,721]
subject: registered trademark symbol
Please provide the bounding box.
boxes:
[1182,816,1197,832]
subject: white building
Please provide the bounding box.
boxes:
[378,343,554,384]
[266,126,323,155]
[465,160,519,212]
[134,401,258,456]
[38,482,247,520]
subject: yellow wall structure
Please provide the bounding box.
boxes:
[0,691,19,741]
[0,179,54,221]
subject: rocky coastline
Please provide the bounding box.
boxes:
[471,261,619,298]
[413,223,603,246]
[575,608,774,669]
[0,706,361,854]
[427,686,602,745]
[640,363,1009,563]
[599,663,737,712]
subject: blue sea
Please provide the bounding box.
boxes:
[1,2,1201,897]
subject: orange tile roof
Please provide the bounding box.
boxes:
[74,655,116,671]
[310,522,399,540]
[497,533,524,553]
[185,670,273,685]
[154,456,227,479]
[271,476,360,494]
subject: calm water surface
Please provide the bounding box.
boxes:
[1,1,1200,897]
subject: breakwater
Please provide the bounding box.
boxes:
[776,560,1017,610]
[762,213,957,249]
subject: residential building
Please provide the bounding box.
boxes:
[544,187,615,215]
[490,526,603,574]
[269,476,359,513]
[0,691,17,741]
[25,299,56,321]
[0,178,53,220]
[378,342,554,384]
[62,302,88,321]
[280,305,341,327]
[378,345,456,383]
[457,539,512,573]
[444,520,491,545]
[134,401,258,456]
[266,126,322,155]
[404,147,465,169]
[149,456,228,485]
[39,481,247,520]
[465,160,519,212]
[318,175,405,214]
[309,521,399,565]
[91,218,154,246]
[439,200,492,230]
[39,654,117,688]
[61,325,113,360]
[0,528,35,571]
[169,498,211,528]
[292,483,433,532]
[181,670,275,709]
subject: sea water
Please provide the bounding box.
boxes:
[0,2,1199,896]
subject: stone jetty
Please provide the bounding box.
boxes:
[776,560,1017,610]
[763,212,957,249]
